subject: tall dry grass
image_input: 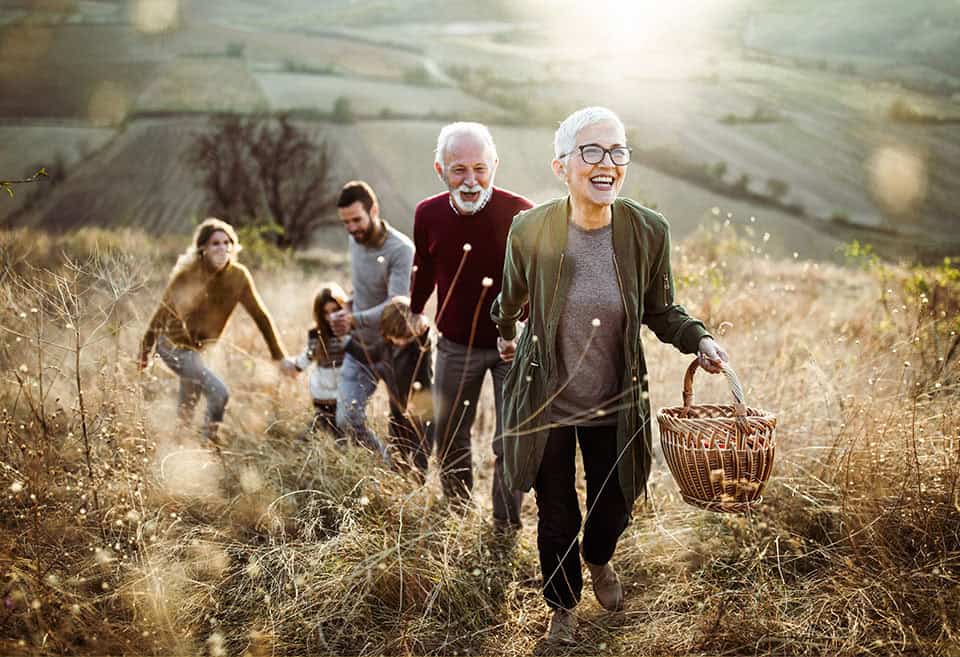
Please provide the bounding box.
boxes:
[0,224,957,656]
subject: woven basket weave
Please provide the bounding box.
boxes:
[657,359,777,513]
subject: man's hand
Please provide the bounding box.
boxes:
[697,336,729,374]
[328,309,354,337]
[410,313,430,336]
[497,337,517,363]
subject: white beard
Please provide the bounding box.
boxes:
[451,180,494,214]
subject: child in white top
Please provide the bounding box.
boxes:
[286,283,348,439]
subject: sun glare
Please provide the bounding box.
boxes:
[132,0,180,35]
[543,0,724,79]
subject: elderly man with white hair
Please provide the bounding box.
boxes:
[409,122,533,529]
[491,107,729,644]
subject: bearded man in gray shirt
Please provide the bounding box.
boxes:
[329,180,432,472]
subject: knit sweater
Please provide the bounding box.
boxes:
[348,220,415,349]
[140,259,286,361]
[410,187,532,349]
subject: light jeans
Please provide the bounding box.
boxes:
[156,336,229,440]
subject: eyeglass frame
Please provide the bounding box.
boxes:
[558,143,632,166]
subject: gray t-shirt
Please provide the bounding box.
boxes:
[349,222,414,350]
[549,221,625,426]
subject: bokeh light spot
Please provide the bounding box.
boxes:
[866,146,927,214]
[88,81,128,126]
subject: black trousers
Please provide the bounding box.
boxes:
[535,424,630,610]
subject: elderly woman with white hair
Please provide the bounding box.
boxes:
[139,217,293,444]
[491,107,729,643]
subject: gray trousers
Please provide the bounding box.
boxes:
[156,336,229,439]
[434,336,524,526]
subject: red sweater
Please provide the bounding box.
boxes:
[411,187,533,348]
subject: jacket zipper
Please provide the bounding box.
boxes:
[543,252,564,376]
[548,252,565,332]
[611,250,631,363]
[612,249,640,402]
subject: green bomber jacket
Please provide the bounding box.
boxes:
[490,196,711,507]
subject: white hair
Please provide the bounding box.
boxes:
[434,122,497,170]
[554,106,626,160]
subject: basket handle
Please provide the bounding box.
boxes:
[681,358,748,417]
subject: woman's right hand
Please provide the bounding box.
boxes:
[497,337,517,362]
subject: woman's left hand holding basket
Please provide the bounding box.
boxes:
[697,336,729,374]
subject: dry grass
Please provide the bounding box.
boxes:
[0,225,958,656]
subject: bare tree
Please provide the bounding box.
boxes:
[186,115,338,248]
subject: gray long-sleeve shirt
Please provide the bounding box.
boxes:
[349,221,414,349]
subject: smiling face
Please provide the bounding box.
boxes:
[435,132,498,214]
[202,230,232,271]
[338,200,379,244]
[553,120,628,209]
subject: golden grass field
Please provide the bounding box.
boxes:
[1,223,957,655]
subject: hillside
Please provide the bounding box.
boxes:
[1,0,959,260]
[741,0,960,82]
[4,117,846,262]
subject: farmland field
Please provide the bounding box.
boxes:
[0,122,116,218]
[255,72,505,118]
[0,24,160,119]
[0,0,956,259]
[11,118,211,234]
[135,57,268,113]
[494,62,960,239]
[3,116,840,262]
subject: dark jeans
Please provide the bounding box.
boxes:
[535,424,630,610]
[311,399,339,439]
[336,334,434,472]
[433,336,523,525]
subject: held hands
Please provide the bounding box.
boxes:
[279,357,300,379]
[410,313,431,337]
[697,336,729,374]
[328,309,354,337]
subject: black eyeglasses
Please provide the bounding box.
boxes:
[560,143,632,166]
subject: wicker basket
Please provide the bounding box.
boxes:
[657,359,777,513]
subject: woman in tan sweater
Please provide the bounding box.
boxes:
[139,218,291,442]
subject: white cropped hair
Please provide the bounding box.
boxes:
[435,122,497,169]
[554,107,626,160]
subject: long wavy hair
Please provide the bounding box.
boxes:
[170,217,242,278]
[312,282,349,359]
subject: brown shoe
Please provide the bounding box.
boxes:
[585,560,624,611]
[545,608,577,645]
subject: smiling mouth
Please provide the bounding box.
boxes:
[590,175,615,190]
[459,191,480,201]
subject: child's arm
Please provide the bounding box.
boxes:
[291,328,318,372]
